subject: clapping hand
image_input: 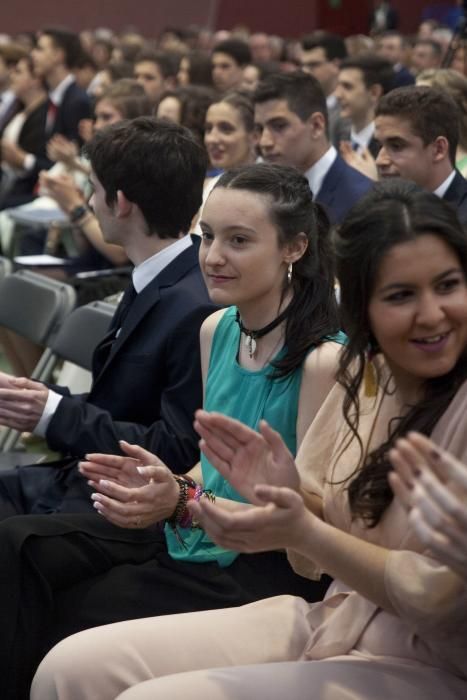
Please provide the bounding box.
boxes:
[79,441,179,529]
[389,432,467,580]
[189,483,311,554]
[194,410,300,503]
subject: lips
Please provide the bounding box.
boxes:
[207,148,225,161]
[207,274,235,285]
[410,331,451,353]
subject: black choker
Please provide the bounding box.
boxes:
[235,304,291,359]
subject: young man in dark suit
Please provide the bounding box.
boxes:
[32,28,91,145]
[253,71,373,225]
[335,54,393,159]
[375,85,467,224]
[0,117,215,517]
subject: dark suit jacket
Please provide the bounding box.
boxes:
[0,237,216,515]
[49,80,91,144]
[391,65,415,90]
[46,238,215,470]
[443,170,467,226]
[315,153,373,225]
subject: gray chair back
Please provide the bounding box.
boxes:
[49,301,115,371]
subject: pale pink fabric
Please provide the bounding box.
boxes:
[31,379,467,700]
[289,378,467,686]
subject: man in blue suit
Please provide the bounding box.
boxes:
[0,117,215,517]
[253,71,373,225]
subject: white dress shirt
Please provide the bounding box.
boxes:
[304,146,338,199]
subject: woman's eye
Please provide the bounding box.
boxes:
[383,290,412,303]
[437,278,461,293]
[232,236,247,245]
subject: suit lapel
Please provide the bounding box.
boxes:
[92,239,200,383]
[317,156,340,207]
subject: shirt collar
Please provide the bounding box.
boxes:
[433,170,456,199]
[132,235,193,294]
[350,121,375,150]
[49,74,75,106]
[304,146,338,199]
[326,94,338,110]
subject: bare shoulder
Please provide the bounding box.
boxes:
[302,340,344,379]
[296,341,344,447]
[200,308,228,345]
[200,309,229,387]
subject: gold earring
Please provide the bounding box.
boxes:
[287,262,293,284]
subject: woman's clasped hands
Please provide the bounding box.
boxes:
[79,441,179,529]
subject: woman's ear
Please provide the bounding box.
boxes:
[285,232,308,264]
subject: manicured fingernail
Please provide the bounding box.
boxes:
[100,480,109,487]
[93,501,103,510]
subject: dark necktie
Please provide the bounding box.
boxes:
[91,281,137,378]
[111,280,137,334]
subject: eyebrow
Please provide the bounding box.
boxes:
[377,267,462,294]
[199,222,257,234]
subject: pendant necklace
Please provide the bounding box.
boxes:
[235,303,292,359]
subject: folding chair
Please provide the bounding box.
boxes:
[0,271,76,451]
[0,256,13,283]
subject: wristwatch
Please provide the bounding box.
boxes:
[69,204,89,223]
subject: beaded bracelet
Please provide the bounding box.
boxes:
[167,475,216,547]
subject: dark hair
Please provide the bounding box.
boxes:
[157,85,217,143]
[212,90,255,132]
[85,116,207,238]
[376,85,459,166]
[41,28,84,69]
[334,179,467,526]
[377,30,407,47]
[214,163,340,377]
[97,79,152,120]
[254,70,328,132]
[413,38,442,59]
[134,49,178,78]
[74,51,98,71]
[0,43,28,67]
[105,61,134,82]
[212,39,252,67]
[417,69,467,152]
[301,32,348,61]
[183,50,214,86]
[340,53,394,95]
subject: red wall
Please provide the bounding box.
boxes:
[0,1,459,38]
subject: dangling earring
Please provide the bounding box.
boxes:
[287,262,293,285]
[364,341,379,398]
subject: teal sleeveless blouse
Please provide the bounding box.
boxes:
[165,306,343,567]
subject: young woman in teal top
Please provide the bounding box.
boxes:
[84,163,344,567]
[0,163,344,699]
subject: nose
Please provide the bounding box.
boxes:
[203,238,225,267]
[259,127,273,151]
[416,291,446,327]
[205,127,219,145]
[375,145,390,168]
